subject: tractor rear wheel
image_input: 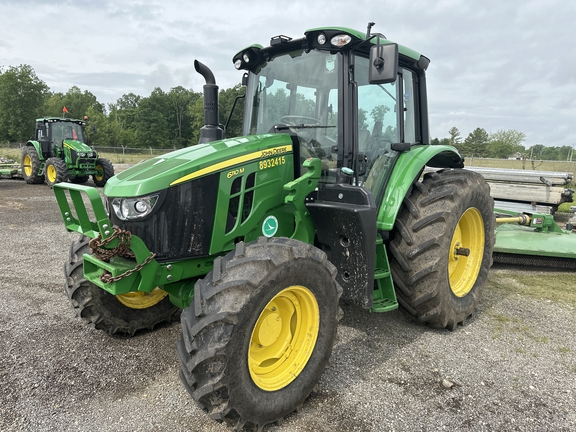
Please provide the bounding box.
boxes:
[93,158,114,187]
[177,237,342,430]
[64,235,180,335]
[21,146,44,184]
[389,169,494,330]
[44,157,69,187]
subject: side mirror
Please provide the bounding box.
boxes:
[369,43,398,84]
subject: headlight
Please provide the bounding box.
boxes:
[111,194,159,220]
[79,152,86,157]
[331,34,352,47]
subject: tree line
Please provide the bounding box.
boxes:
[1,64,572,161]
[432,127,574,161]
[0,64,244,149]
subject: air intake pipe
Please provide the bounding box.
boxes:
[195,60,224,144]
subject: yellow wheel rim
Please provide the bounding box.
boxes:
[23,154,33,177]
[46,164,57,183]
[116,287,168,309]
[94,164,104,181]
[248,285,320,391]
[448,207,485,297]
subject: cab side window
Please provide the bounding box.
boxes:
[403,69,417,143]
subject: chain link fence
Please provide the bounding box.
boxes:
[91,146,177,164]
[0,143,177,164]
[2,143,576,179]
[465,157,576,180]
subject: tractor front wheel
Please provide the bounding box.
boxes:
[44,157,69,187]
[93,158,114,187]
[64,235,180,335]
[21,146,44,184]
[177,237,342,430]
[389,169,494,330]
[69,175,89,184]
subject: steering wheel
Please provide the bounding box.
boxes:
[280,115,321,126]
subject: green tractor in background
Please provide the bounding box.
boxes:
[54,24,494,430]
[22,117,114,187]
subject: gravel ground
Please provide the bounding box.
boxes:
[0,178,575,432]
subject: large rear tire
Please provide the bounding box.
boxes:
[64,235,180,335]
[177,237,342,430]
[389,169,494,330]
[21,146,44,184]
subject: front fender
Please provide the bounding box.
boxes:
[377,145,463,231]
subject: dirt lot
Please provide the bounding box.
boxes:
[0,178,575,432]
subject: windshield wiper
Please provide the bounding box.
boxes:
[273,124,336,130]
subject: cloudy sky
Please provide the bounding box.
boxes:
[1,0,575,147]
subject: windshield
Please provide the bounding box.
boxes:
[50,122,84,145]
[244,49,340,175]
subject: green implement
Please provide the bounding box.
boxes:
[0,162,21,178]
[494,208,576,269]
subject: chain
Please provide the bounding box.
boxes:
[89,228,156,284]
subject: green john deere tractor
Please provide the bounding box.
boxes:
[22,117,114,187]
[54,24,494,430]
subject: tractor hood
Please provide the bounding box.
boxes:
[63,139,93,154]
[104,133,294,197]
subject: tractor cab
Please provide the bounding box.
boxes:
[234,27,429,202]
[35,117,87,159]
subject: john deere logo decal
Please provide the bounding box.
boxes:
[262,215,279,238]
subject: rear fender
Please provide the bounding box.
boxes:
[377,145,463,231]
[25,141,44,161]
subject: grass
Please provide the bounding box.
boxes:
[489,272,576,308]
[465,157,576,174]
[0,147,166,164]
[508,273,576,308]
[0,148,20,163]
[2,146,574,208]
[3,145,576,175]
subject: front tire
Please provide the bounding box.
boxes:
[64,235,180,335]
[44,157,69,187]
[21,146,44,184]
[69,175,89,184]
[389,169,494,330]
[177,237,342,430]
[93,158,114,187]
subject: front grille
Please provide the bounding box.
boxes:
[108,173,219,261]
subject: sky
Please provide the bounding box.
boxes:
[1,0,575,148]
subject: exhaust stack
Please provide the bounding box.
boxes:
[195,60,224,144]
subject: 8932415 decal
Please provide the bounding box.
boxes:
[259,156,286,171]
